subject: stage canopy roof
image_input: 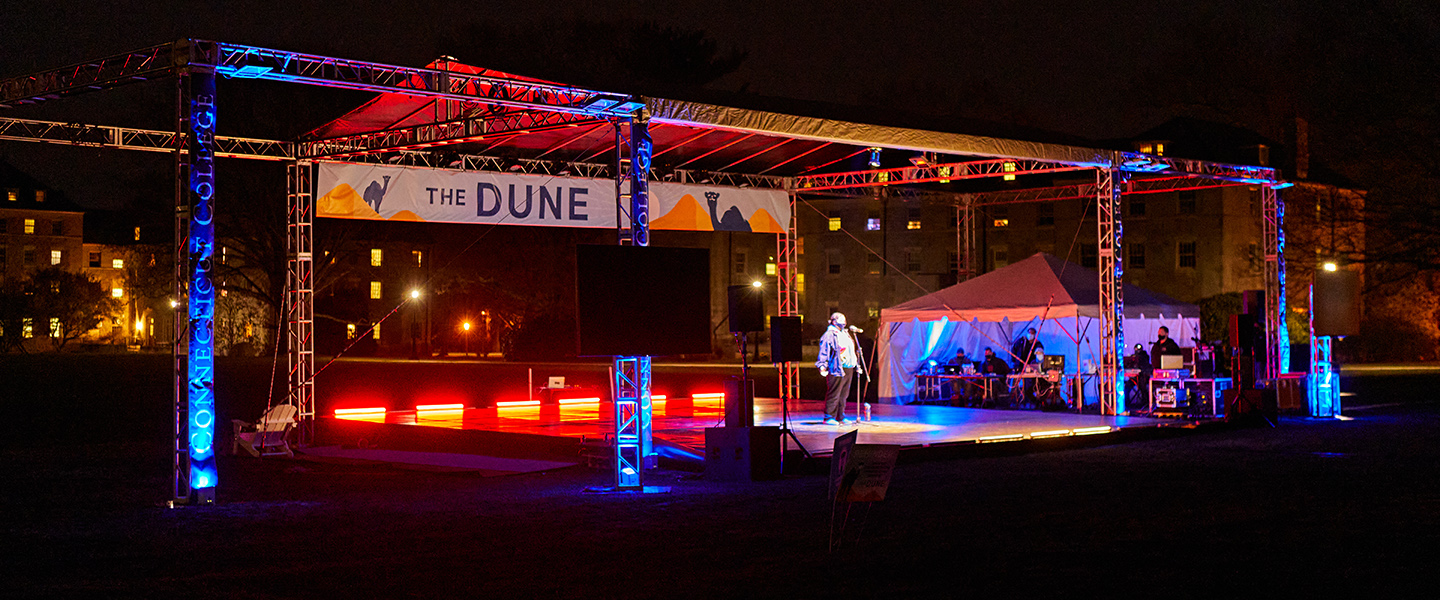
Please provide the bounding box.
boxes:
[881,253,1200,323]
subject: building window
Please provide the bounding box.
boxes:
[50,250,62,266]
[1081,245,1097,268]
[867,253,882,275]
[867,302,880,320]
[35,190,46,203]
[112,258,124,269]
[370,248,383,267]
[134,227,141,241]
[866,212,881,231]
[948,251,959,275]
[1178,241,1197,268]
[24,219,35,234]
[370,281,383,299]
[1130,243,1146,269]
[826,250,841,275]
[49,318,61,338]
[905,247,922,273]
[112,286,124,298]
[23,318,33,338]
[765,260,777,276]
[346,323,357,340]
[1178,191,1196,215]
[1139,142,1165,156]
[795,273,805,294]
[992,246,1009,270]
[1002,161,1017,181]
[733,251,746,275]
[413,250,423,267]
[52,221,63,236]
[6,189,17,202]
[0,245,5,265]
[1129,197,1146,217]
[796,237,804,256]
[23,245,35,264]
[372,322,381,340]
[827,211,841,231]
[1035,203,1054,226]
[89,252,101,267]
[906,208,922,230]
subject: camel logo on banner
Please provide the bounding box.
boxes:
[316,162,789,233]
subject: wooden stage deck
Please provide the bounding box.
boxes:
[329,396,1171,457]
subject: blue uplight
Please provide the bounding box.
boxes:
[187,73,218,494]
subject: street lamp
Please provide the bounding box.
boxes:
[462,321,472,356]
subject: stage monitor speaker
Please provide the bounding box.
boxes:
[728,285,765,333]
[1229,313,1260,351]
[704,426,781,481]
[770,316,803,362]
[724,377,755,428]
[1314,268,1361,337]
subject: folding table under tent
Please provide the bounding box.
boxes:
[877,253,1200,406]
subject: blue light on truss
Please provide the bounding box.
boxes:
[188,74,218,494]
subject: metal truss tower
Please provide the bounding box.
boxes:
[1307,285,1339,417]
[955,194,976,282]
[1262,184,1290,379]
[177,58,218,504]
[777,189,800,401]
[609,113,654,489]
[1096,167,1127,415]
[286,161,316,443]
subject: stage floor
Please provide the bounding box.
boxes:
[332,397,1171,456]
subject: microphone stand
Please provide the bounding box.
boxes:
[851,328,873,422]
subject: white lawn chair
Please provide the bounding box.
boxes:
[231,404,298,458]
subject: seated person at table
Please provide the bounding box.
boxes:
[1125,343,1151,409]
[950,348,974,370]
[946,348,977,404]
[979,347,1011,407]
[1018,348,1047,405]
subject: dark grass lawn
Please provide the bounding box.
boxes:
[3,355,1437,598]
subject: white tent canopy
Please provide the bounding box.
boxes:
[877,253,1201,405]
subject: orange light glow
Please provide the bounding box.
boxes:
[1072,426,1112,435]
[977,433,1024,443]
[650,395,667,401]
[693,393,726,400]
[335,407,386,416]
[495,400,541,408]
[558,397,601,405]
[1029,429,1072,439]
[415,404,465,411]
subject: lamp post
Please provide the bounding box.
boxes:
[462,321,471,357]
[481,310,490,358]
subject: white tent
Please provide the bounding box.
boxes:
[877,253,1201,405]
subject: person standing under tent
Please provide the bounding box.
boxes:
[1152,326,1182,362]
[816,312,862,425]
[1010,328,1044,371]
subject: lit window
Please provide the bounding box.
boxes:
[35,190,46,203]
[371,249,383,267]
[1178,241,1197,268]
[346,323,357,340]
[937,166,952,183]
[796,237,804,256]
[906,221,921,230]
[906,208,921,230]
[112,258,124,269]
[795,273,805,294]
[370,281,382,299]
[23,318,33,338]
[765,262,777,276]
[866,217,881,231]
[24,219,35,234]
[828,211,841,231]
[134,227,141,241]
[372,322,381,340]
[49,318,61,338]
[1130,243,1147,269]
[112,287,124,298]
[50,250,61,266]
[89,252,101,267]
[1002,161,1017,181]
[867,303,880,320]
[993,219,1010,227]
[867,253,882,275]
[876,172,890,184]
[413,250,423,267]
[7,188,18,202]
[1155,143,1165,156]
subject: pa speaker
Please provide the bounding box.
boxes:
[770,316,803,362]
[728,285,765,332]
[1229,313,1260,351]
[1314,268,1361,337]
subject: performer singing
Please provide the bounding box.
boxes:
[816,312,862,425]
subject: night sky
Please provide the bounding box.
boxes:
[1,0,1436,208]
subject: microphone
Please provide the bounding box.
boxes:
[848,325,864,333]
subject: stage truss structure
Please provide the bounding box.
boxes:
[0,37,1293,504]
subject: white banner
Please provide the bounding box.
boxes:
[315,162,790,234]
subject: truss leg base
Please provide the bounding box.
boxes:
[582,485,672,495]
